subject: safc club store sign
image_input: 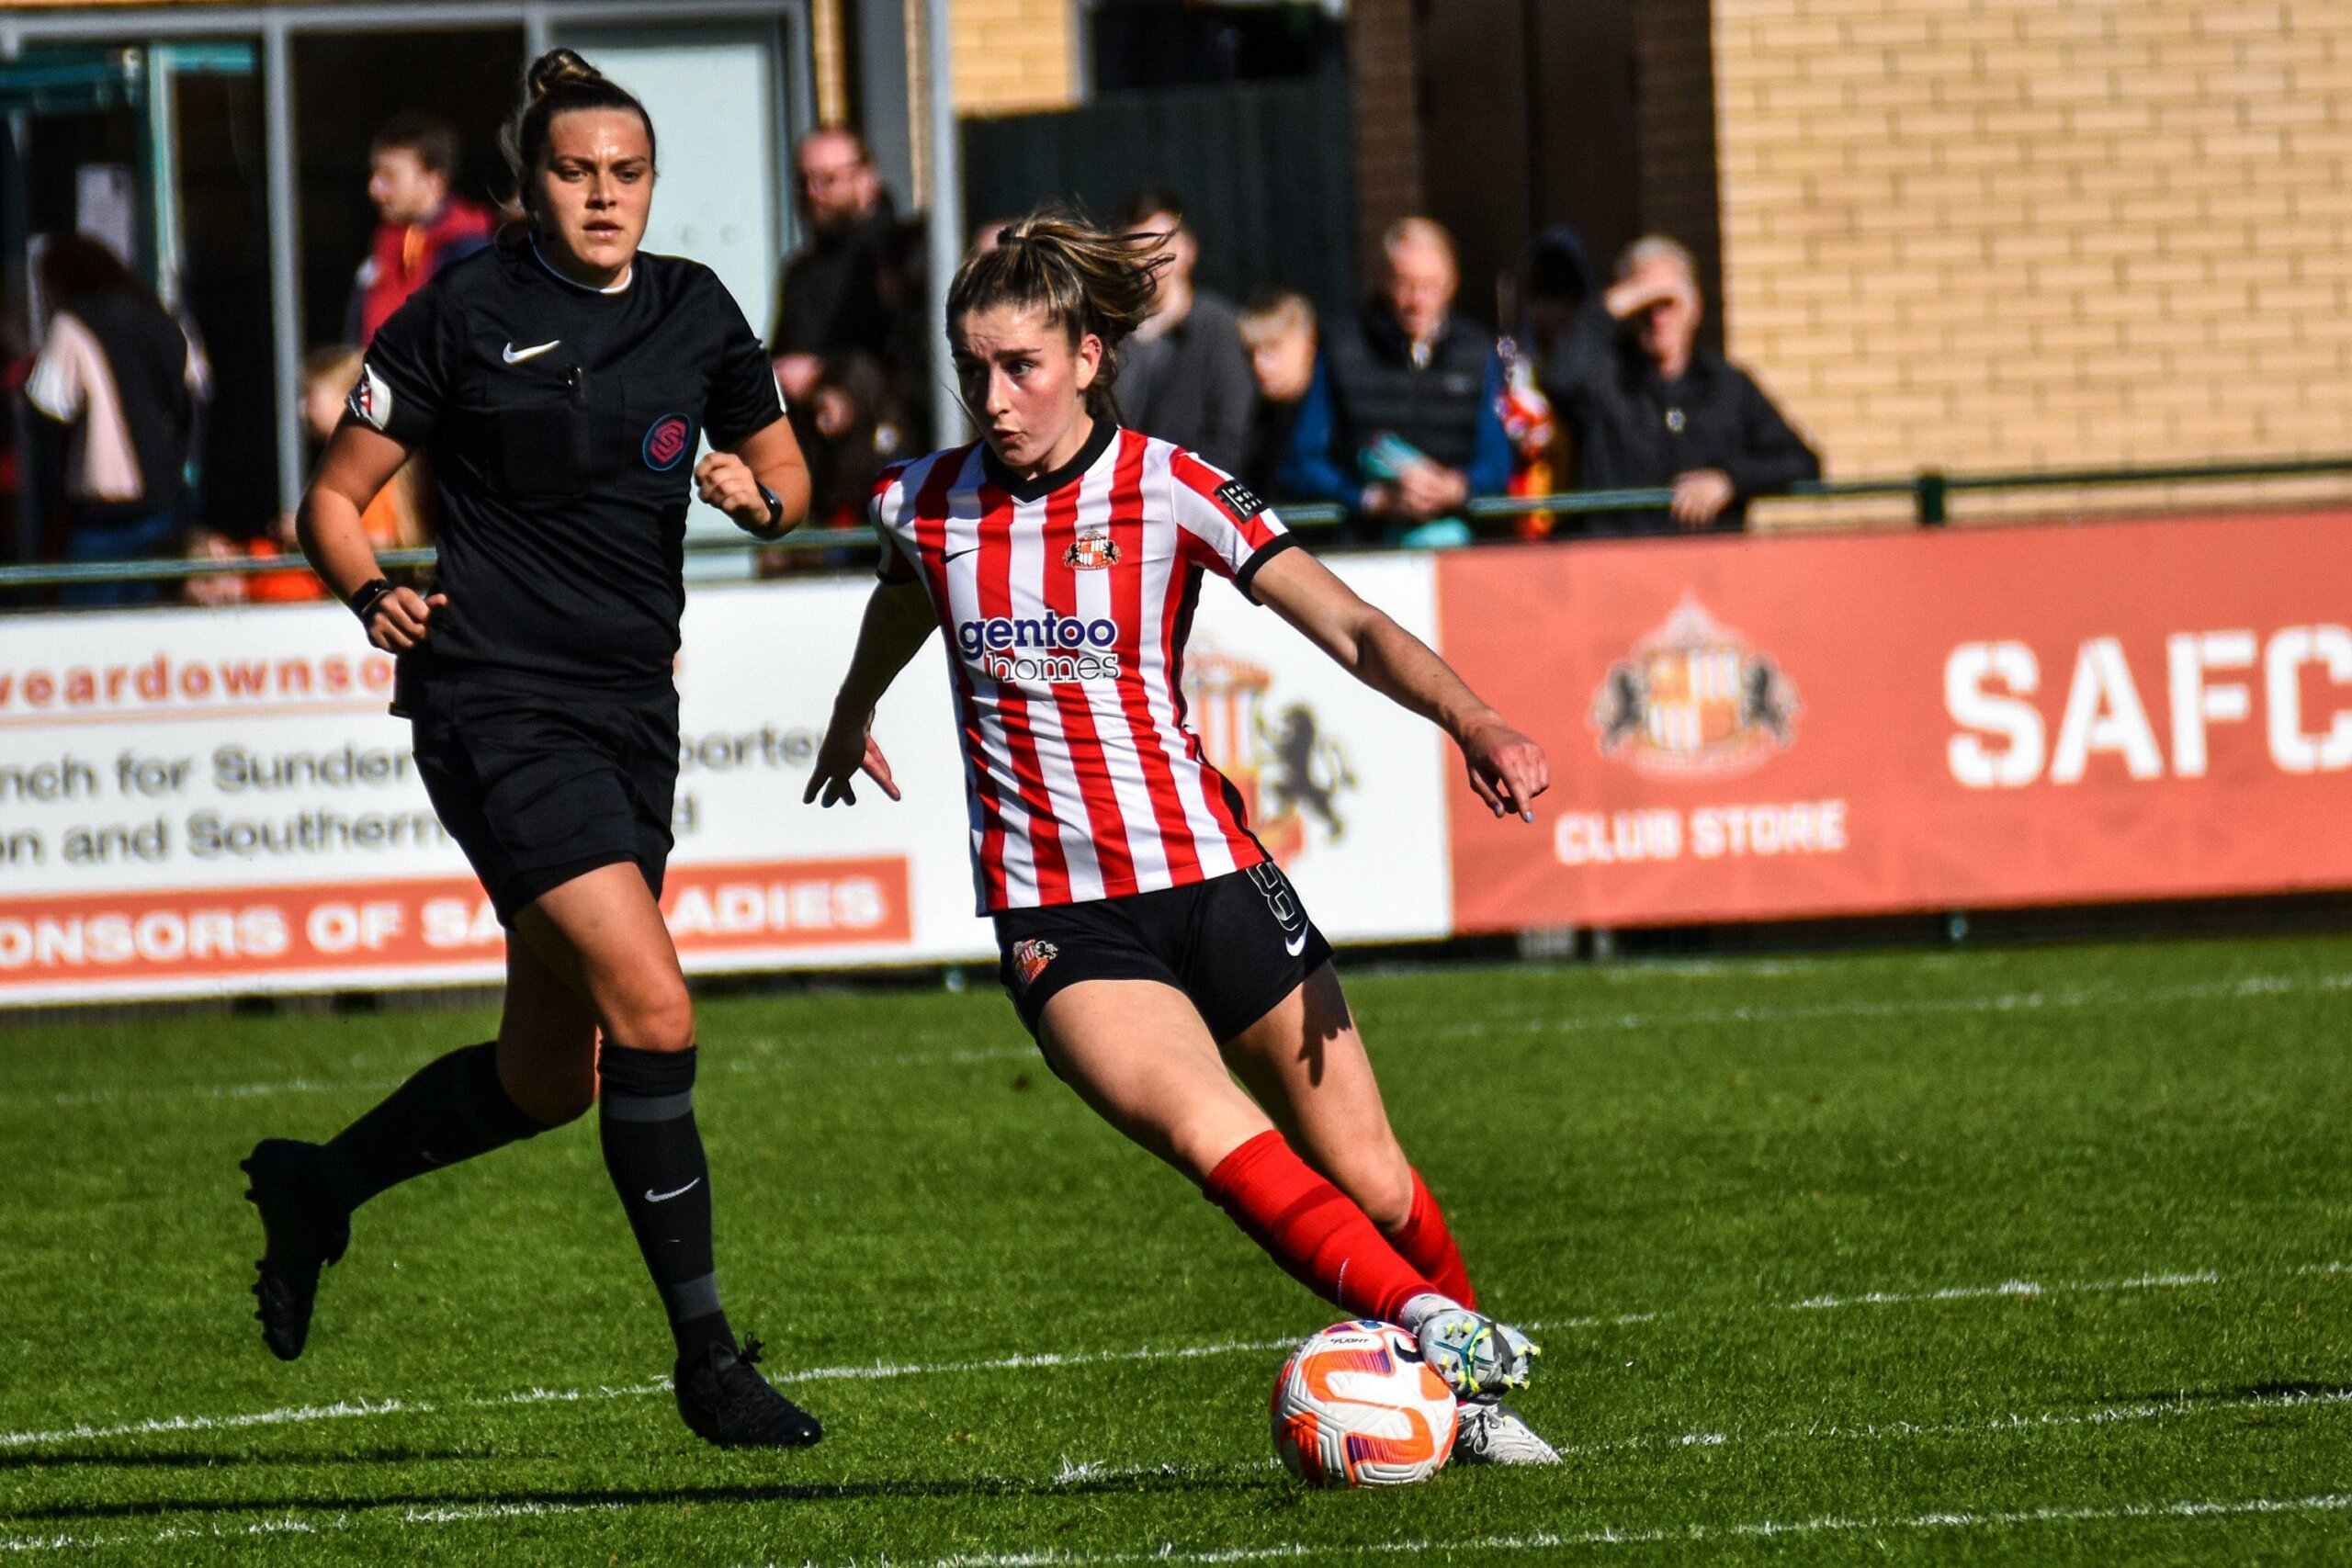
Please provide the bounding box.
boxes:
[1438,509,2352,931]
[0,513,2344,1004]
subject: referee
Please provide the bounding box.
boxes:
[243,50,820,1449]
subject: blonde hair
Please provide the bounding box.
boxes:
[946,208,1166,418]
[1238,288,1317,345]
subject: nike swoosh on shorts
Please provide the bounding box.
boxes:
[503,340,561,364]
[1284,931,1308,957]
[645,1178,702,1203]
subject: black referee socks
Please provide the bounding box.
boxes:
[319,1041,546,1213]
[597,1043,735,1364]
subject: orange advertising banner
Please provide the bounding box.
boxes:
[0,857,912,1001]
[1437,511,2352,931]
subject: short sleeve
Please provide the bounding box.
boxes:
[699,274,787,448]
[1169,449,1295,604]
[869,461,921,585]
[349,286,448,445]
[24,313,96,422]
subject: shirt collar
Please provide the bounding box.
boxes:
[981,417,1119,503]
[530,235,633,296]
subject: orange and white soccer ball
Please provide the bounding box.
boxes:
[1270,1320,1457,1487]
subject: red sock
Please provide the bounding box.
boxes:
[1202,1131,1438,1324]
[1387,1169,1476,1309]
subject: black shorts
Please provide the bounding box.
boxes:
[408,675,678,926]
[993,862,1335,1043]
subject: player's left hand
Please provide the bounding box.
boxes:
[804,712,901,807]
[696,451,774,535]
[1669,468,1736,528]
[1459,712,1549,823]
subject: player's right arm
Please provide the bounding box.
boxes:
[805,578,935,807]
[298,425,444,651]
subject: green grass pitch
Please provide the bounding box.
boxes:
[2,932,2349,1564]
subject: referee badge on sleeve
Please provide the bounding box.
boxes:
[348,364,394,432]
[1213,479,1267,524]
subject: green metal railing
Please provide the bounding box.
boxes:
[4,452,2348,594]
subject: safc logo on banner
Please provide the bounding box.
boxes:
[1183,644,1357,866]
[1589,594,1801,778]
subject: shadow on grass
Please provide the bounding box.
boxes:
[0,1464,1279,1528]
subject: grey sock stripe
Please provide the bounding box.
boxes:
[663,1271,723,1324]
[603,1088,695,1122]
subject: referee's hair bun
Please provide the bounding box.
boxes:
[526,48,604,99]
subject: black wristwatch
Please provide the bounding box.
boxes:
[757,483,785,536]
[346,578,396,626]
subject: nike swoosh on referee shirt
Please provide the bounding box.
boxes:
[644,1178,702,1203]
[502,340,561,364]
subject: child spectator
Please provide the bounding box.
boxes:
[1237,289,1317,501]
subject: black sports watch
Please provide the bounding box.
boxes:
[757,482,786,536]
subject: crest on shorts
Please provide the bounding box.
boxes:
[1064,529,1120,570]
[642,413,693,471]
[1011,938,1057,991]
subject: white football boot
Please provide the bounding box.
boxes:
[1415,1308,1539,1403]
[1453,1401,1562,1466]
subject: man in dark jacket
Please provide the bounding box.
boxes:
[1281,218,1511,541]
[1544,234,1819,534]
[771,129,911,408]
[1113,190,1257,475]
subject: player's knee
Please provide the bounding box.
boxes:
[1351,1157,1417,1235]
[606,979,696,1055]
[511,1069,596,1128]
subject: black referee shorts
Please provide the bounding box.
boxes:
[993,861,1335,1044]
[408,676,678,926]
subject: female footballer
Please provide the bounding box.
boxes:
[242,50,820,1449]
[806,213,1559,1463]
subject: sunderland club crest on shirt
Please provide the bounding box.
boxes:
[1589,594,1800,779]
[1064,528,1120,570]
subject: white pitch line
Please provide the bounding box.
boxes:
[1787,1269,2222,1312]
[4,1260,2342,1454]
[1445,970,2352,1041]
[0,1397,416,1451]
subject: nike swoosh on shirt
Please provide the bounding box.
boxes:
[943,545,981,563]
[1283,930,1308,957]
[502,340,561,364]
[644,1178,702,1203]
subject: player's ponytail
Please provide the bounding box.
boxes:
[501,48,657,231]
[947,209,1168,420]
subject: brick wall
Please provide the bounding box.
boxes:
[1713,0,2352,485]
[952,0,1080,117]
[1350,0,1425,268]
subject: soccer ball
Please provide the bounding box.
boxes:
[1270,1320,1457,1487]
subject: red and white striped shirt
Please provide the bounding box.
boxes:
[871,422,1297,913]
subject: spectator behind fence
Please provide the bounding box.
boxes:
[1113,189,1255,476]
[190,345,435,605]
[25,235,210,605]
[771,128,914,416]
[1543,234,1819,534]
[1281,217,1510,545]
[346,114,495,344]
[1237,289,1317,500]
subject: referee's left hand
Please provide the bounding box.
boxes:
[695,451,773,535]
